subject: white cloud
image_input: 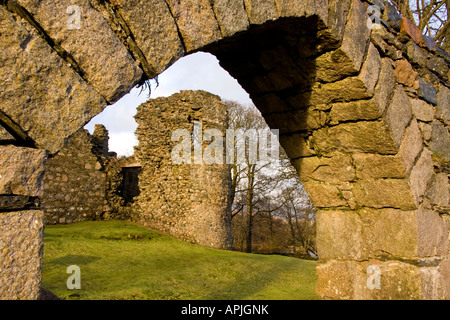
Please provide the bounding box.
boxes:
[85,52,252,156]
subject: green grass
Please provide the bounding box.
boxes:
[42,220,318,300]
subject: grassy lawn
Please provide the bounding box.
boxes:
[42,220,318,300]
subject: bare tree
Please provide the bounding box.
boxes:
[390,0,449,49]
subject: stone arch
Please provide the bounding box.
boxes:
[0,0,448,299]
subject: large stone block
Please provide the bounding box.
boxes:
[316,260,364,300]
[312,121,398,155]
[117,0,185,75]
[358,43,382,95]
[352,179,417,210]
[16,0,143,104]
[263,108,326,135]
[394,59,418,87]
[353,154,406,179]
[360,208,419,259]
[339,0,371,72]
[439,258,450,299]
[211,0,250,37]
[0,146,47,197]
[243,0,278,25]
[416,210,448,257]
[436,85,450,125]
[329,100,381,124]
[383,86,413,148]
[373,59,396,114]
[431,120,450,161]
[0,210,44,300]
[302,181,347,208]
[315,49,359,83]
[316,210,363,260]
[409,148,434,201]
[410,99,435,122]
[326,0,352,42]
[0,6,107,154]
[165,0,222,52]
[425,173,449,208]
[274,0,329,25]
[293,153,355,183]
[279,134,316,159]
[398,119,423,172]
[305,77,374,106]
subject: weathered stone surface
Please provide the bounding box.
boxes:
[406,41,428,67]
[302,182,347,208]
[373,59,396,114]
[365,260,421,300]
[316,260,364,300]
[316,210,362,260]
[427,56,449,79]
[417,77,438,106]
[320,259,433,300]
[0,146,47,197]
[352,179,417,210]
[330,100,381,124]
[312,121,398,155]
[426,173,449,207]
[431,120,450,161]
[395,59,418,87]
[0,6,107,154]
[0,125,14,141]
[409,148,433,201]
[440,258,450,299]
[398,119,423,172]
[353,154,406,179]
[211,0,249,37]
[263,108,326,134]
[419,122,433,141]
[436,85,450,125]
[326,0,352,42]
[243,0,278,25]
[279,134,316,159]
[117,0,185,75]
[293,153,355,183]
[410,99,435,122]
[16,0,143,104]
[0,210,44,300]
[400,17,426,47]
[306,77,373,106]
[417,210,448,257]
[274,0,328,23]
[358,43,382,95]
[361,208,418,258]
[165,0,222,52]
[315,49,358,83]
[339,0,371,72]
[383,86,413,147]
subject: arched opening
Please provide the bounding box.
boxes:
[1,0,448,301]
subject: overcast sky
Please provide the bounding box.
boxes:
[84,52,252,156]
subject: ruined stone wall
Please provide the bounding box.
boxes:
[42,126,108,224]
[133,90,233,250]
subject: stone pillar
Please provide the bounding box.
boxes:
[134,90,233,250]
[0,144,47,300]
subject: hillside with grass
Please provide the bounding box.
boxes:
[42,221,318,300]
